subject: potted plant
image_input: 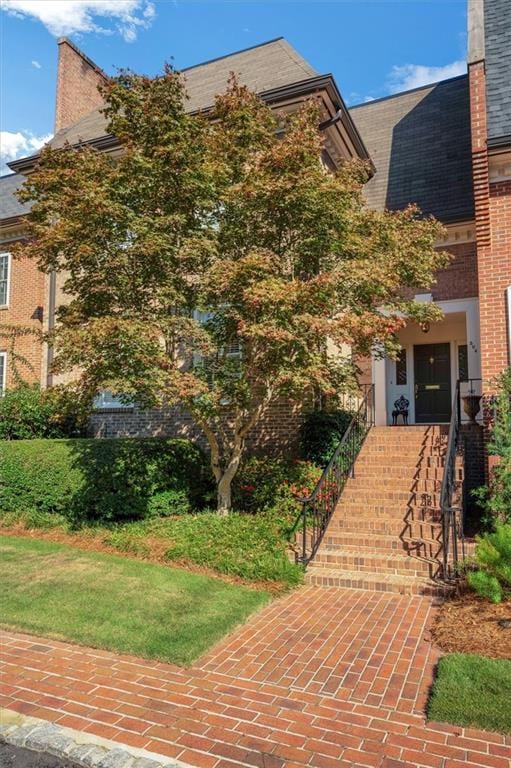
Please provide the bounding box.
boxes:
[462,393,482,423]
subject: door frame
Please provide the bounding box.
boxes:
[385,339,466,424]
[413,341,452,424]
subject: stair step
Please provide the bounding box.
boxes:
[353,468,455,480]
[305,567,452,596]
[322,533,443,559]
[332,504,443,519]
[349,476,447,489]
[340,490,442,504]
[324,518,442,538]
[310,547,441,576]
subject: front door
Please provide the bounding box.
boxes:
[413,343,451,423]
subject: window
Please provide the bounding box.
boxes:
[395,349,407,385]
[0,253,10,307]
[458,344,469,382]
[93,390,132,410]
[0,352,6,394]
[193,310,241,387]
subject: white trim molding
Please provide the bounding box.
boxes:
[437,222,476,247]
[0,252,11,309]
[489,151,511,183]
[0,351,6,394]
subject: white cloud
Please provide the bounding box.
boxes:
[1,130,52,174]
[1,1,156,43]
[387,60,467,94]
[31,59,42,69]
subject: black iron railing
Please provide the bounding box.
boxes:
[294,384,375,564]
[439,379,466,580]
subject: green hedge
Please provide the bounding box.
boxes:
[299,409,354,466]
[0,385,84,440]
[0,438,210,524]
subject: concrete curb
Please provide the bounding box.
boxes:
[0,709,193,768]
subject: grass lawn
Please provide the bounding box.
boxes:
[0,535,270,665]
[428,653,511,734]
[0,509,303,588]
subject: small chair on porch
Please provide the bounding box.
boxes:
[392,396,409,426]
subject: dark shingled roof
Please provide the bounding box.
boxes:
[0,173,32,220]
[349,75,474,223]
[484,0,511,144]
[50,38,317,150]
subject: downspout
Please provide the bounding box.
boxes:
[46,270,56,388]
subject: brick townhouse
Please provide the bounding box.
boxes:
[1,0,510,448]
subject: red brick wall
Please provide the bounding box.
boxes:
[431,241,478,301]
[481,180,511,379]
[89,397,306,457]
[55,39,107,133]
[469,61,511,383]
[0,246,46,386]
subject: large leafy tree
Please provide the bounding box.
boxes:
[14,67,448,512]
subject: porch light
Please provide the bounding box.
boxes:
[419,321,430,334]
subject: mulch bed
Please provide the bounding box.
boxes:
[432,590,511,660]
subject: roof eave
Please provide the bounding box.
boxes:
[488,134,511,150]
[9,74,373,173]
[0,213,28,229]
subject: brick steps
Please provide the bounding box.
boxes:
[341,490,442,505]
[355,456,446,468]
[348,467,450,488]
[305,425,455,594]
[324,517,443,537]
[310,546,441,577]
[306,567,451,596]
[322,531,442,556]
[329,503,443,519]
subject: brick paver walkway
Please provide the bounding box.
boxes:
[1,587,510,768]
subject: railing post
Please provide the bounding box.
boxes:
[302,503,307,564]
[457,379,461,426]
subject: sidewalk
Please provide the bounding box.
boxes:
[1,586,509,768]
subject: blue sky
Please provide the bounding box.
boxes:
[1,0,468,172]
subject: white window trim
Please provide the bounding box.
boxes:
[192,310,242,386]
[0,352,6,394]
[93,390,134,412]
[0,252,11,309]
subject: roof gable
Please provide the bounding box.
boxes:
[49,38,317,151]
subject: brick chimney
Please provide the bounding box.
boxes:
[54,38,108,133]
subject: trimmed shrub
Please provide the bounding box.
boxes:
[0,385,84,440]
[299,409,354,466]
[467,524,511,603]
[233,456,321,521]
[0,437,211,524]
[475,368,511,525]
[147,489,191,517]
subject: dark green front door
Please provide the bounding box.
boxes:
[413,343,451,423]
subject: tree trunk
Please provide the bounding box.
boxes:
[217,475,232,516]
[216,451,242,515]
